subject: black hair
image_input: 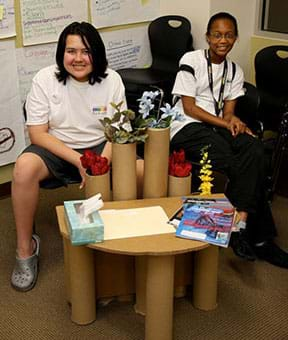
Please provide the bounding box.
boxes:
[55,22,108,85]
[206,12,238,37]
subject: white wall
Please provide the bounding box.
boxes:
[160,0,257,80]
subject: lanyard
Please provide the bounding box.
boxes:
[205,49,228,116]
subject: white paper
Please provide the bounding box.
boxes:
[20,0,88,46]
[91,0,160,28]
[99,206,175,240]
[0,0,16,39]
[101,25,152,70]
[0,40,26,166]
[16,43,57,103]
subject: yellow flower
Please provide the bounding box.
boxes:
[198,145,214,195]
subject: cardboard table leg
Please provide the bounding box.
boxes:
[69,244,96,324]
[134,256,147,315]
[193,245,219,311]
[145,255,175,340]
[63,237,71,304]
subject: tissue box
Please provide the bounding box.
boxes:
[64,200,104,246]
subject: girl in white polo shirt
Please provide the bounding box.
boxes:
[11,22,126,291]
[170,12,288,268]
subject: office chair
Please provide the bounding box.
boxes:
[117,15,193,112]
[235,81,262,137]
[255,46,288,197]
[254,45,288,132]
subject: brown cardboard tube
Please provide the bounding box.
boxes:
[70,245,96,325]
[134,256,147,315]
[143,127,170,198]
[112,143,137,201]
[193,245,219,311]
[145,255,175,340]
[85,170,111,201]
[168,173,191,197]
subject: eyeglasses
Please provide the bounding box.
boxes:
[209,32,236,41]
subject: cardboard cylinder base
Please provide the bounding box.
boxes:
[168,173,192,197]
[143,127,170,198]
[112,143,137,201]
[193,245,219,311]
[85,170,111,201]
[145,255,175,340]
[69,244,96,324]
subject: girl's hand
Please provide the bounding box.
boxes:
[227,116,246,137]
[77,157,87,189]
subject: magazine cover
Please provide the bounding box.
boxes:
[172,197,235,247]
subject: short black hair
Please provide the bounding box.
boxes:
[55,22,108,85]
[206,12,238,37]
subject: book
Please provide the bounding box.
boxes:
[169,197,235,247]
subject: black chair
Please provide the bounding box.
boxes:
[254,45,288,132]
[255,46,288,196]
[235,81,262,137]
[117,15,193,112]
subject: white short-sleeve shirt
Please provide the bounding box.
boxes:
[26,65,126,149]
[170,49,245,139]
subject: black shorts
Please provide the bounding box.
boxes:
[22,142,106,187]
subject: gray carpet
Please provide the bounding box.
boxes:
[1,187,288,340]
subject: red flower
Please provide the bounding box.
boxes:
[169,149,192,177]
[80,150,110,176]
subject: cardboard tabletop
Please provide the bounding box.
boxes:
[56,195,224,255]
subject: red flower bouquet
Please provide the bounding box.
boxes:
[80,150,110,176]
[169,149,192,177]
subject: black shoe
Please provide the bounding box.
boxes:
[253,241,288,268]
[229,230,256,261]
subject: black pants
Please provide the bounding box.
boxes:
[171,123,277,243]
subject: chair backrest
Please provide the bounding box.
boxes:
[255,45,288,96]
[149,15,193,74]
[235,82,262,135]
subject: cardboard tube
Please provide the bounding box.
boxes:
[143,127,170,198]
[193,245,219,311]
[85,170,111,201]
[63,238,71,304]
[112,143,137,201]
[134,256,147,315]
[168,174,192,197]
[69,245,96,325]
[145,255,175,340]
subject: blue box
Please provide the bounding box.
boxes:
[64,200,104,246]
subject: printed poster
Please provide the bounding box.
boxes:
[101,24,152,70]
[0,40,26,166]
[0,0,16,38]
[20,0,88,46]
[91,0,160,28]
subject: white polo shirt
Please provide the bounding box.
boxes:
[26,65,126,148]
[170,50,245,139]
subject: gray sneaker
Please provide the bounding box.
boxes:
[11,234,40,292]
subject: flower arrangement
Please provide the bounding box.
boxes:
[80,149,110,176]
[135,88,184,129]
[169,149,192,177]
[198,145,214,195]
[100,101,148,144]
